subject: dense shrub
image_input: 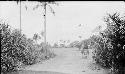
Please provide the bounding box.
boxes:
[90,13,125,74]
[1,23,35,73]
[102,13,125,74]
[1,22,55,73]
[1,23,16,73]
[89,35,113,68]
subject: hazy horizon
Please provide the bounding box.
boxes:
[0,1,125,45]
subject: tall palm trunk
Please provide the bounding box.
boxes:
[19,0,21,33]
[44,2,46,45]
[44,2,47,56]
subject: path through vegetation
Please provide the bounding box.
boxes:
[21,48,108,74]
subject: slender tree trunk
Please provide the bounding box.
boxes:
[20,0,22,33]
[44,2,47,57]
[44,2,46,44]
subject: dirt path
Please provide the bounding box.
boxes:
[24,48,108,74]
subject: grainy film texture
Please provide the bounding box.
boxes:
[1,1,125,74]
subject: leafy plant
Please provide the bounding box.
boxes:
[1,22,55,73]
[89,13,125,74]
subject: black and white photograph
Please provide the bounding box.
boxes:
[0,1,125,74]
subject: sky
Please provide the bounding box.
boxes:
[0,1,125,45]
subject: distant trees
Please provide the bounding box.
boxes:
[69,41,80,48]
[53,43,58,48]
[59,44,65,48]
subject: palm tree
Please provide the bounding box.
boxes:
[16,0,28,33]
[17,0,22,33]
[33,1,58,45]
[33,1,58,55]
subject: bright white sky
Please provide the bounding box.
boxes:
[0,1,125,45]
